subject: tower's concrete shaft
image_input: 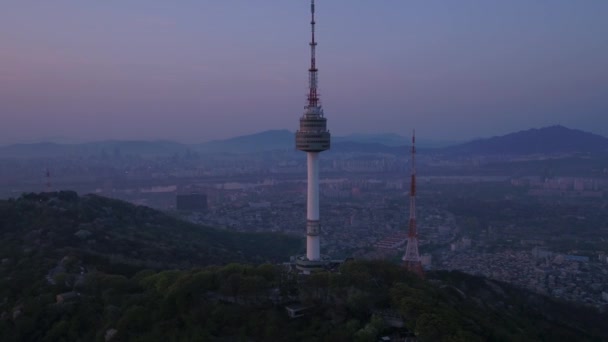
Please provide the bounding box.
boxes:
[306,152,320,260]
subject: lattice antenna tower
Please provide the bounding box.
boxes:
[402,131,424,277]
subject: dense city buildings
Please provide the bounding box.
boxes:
[0,127,607,310]
[176,193,208,212]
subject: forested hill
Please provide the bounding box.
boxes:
[1,259,607,341]
[0,191,301,271]
[1,193,607,341]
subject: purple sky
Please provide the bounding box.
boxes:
[1,0,607,144]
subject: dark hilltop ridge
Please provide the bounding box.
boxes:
[0,191,300,270]
[1,192,607,341]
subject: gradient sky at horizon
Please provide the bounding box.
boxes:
[1,0,607,144]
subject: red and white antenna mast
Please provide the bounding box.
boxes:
[403,131,424,277]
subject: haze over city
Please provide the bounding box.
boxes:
[4,1,608,340]
[1,0,607,144]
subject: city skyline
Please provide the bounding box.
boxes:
[2,0,607,144]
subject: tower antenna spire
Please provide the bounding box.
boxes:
[403,130,424,277]
[307,0,320,108]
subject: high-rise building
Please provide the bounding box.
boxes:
[295,0,332,273]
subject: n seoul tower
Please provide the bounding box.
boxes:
[295,0,331,271]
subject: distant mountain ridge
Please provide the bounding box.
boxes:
[0,140,191,158]
[0,130,413,156]
[197,130,413,154]
[334,133,409,146]
[442,125,608,156]
[197,129,293,153]
[1,125,605,157]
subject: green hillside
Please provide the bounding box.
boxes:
[2,259,606,341]
[1,192,607,341]
[0,191,301,269]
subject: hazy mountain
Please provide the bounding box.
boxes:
[80,140,191,157]
[442,125,608,156]
[0,142,75,158]
[0,140,191,158]
[328,141,406,155]
[333,133,459,148]
[334,133,409,146]
[4,126,604,158]
[198,130,411,154]
[0,131,408,157]
[197,129,293,153]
